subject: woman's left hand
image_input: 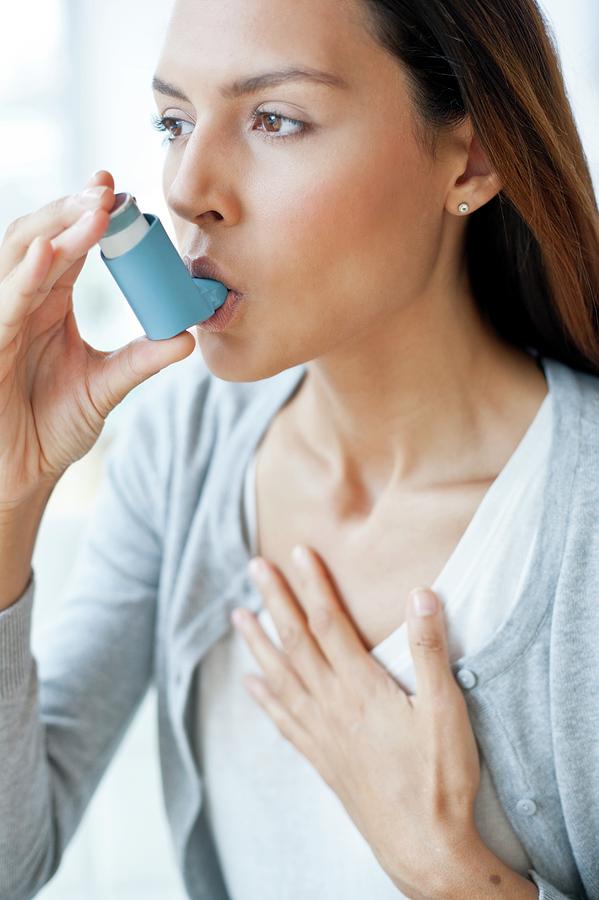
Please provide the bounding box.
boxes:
[231,544,483,898]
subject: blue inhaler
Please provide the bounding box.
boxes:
[98,192,229,340]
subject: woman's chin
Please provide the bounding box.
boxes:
[194,329,287,382]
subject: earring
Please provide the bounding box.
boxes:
[458,201,470,214]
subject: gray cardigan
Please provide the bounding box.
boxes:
[1,350,598,900]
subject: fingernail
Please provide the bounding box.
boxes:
[231,608,246,627]
[411,588,437,616]
[248,557,269,583]
[75,186,109,206]
[291,544,311,569]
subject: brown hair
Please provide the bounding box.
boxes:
[359,0,599,375]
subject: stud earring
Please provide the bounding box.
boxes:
[458,202,470,214]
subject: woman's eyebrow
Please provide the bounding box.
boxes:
[151,66,350,102]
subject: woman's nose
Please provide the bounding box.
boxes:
[165,133,241,226]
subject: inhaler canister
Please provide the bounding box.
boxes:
[98,192,228,340]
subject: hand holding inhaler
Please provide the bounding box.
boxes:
[0,171,198,508]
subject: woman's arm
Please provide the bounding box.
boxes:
[0,391,167,899]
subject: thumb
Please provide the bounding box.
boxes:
[90,329,196,417]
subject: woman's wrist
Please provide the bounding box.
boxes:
[420,832,539,900]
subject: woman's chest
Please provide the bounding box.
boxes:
[252,440,494,652]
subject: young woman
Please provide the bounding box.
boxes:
[0,0,597,898]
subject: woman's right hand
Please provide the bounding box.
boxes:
[0,170,196,509]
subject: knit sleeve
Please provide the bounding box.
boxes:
[527,868,584,899]
[0,379,173,899]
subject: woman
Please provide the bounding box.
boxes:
[0,0,597,897]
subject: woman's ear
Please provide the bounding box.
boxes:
[445,124,503,215]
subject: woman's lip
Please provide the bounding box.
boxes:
[196,290,245,332]
[183,254,240,292]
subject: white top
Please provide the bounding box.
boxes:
[198,390,553,899]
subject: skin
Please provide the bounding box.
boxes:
[150,0,545,893]
[153,0,548,507]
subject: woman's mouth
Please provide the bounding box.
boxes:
[197,289,245,332]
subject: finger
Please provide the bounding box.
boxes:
[0,185,114,276]
[0,206,110,345]
[247,557,333,696]
[231,607,313,710]
[0,238,53,341]
[87,331,196,418]
[405,587,453,701]
[289,545,382,685]
[243,674,315,755]
[43,202,113,291]
[86,170,115,192]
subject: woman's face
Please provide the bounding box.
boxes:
[153,0,464,382]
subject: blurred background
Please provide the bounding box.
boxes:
[1,0,597,897]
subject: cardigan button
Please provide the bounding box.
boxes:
[516,798,537,816]
[456,668,477,689]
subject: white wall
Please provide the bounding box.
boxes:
[539,0,599,196]
[1,0,597,897]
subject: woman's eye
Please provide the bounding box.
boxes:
[151,110,308,145]
[151,115,193,145]
[249,111,308,140]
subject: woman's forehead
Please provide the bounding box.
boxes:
[161,0,376,75]
[156,0,403,108]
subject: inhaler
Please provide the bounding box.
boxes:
[97,192,228,340]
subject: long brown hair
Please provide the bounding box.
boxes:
[359,0,599,375]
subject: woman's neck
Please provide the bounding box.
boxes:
[286,295,548,507]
